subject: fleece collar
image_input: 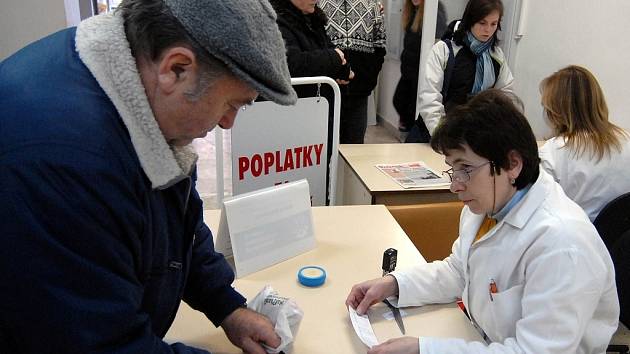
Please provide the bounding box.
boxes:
[75,12,197,190]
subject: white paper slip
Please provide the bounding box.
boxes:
[348,306,379,348]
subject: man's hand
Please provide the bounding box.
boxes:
[345,275,399,315]
[368,337,420,354]
[221,307,280,354]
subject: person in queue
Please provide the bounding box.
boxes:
[320,0,387,144]
[393,0,446,133]
[0,0,297,353]
[269,0,354,173]
[407,0,514,142]
[270,0,354,84]
[346,90,618,353]
[539,65,630,221]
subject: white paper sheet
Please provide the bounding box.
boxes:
[348,306,379,348]
[223,179,315,277]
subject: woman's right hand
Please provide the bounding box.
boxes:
[336,69,354,85]
[335,48,347,65]
[345,275,399,315]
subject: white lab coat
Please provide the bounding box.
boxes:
[416,40,514,135]
[391,170,619,354]
[539,135,630,221]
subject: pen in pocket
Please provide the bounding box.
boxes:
[489,279,498,301]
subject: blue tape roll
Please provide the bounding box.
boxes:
[298,266,326,287]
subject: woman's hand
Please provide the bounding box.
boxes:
[368,337,420,354]
[345,275,399,315]
[335,48,347,65]
[336,69,354,85]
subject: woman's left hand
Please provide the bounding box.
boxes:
[368,337,420,354]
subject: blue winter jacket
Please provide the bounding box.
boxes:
[0,22,244,354]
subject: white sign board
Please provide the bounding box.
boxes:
[217,180,315,278]
[231,97,329,206]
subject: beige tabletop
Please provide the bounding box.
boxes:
[165,205,481,353]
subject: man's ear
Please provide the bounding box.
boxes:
[156,47,198,94]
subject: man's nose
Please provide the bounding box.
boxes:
[218,110,238,129]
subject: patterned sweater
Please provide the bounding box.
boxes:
[320,0,387,96]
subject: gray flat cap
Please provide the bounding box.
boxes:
[164,0,297,105]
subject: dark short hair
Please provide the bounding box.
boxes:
[430,89,540,189]
[454,0,504,49]
[118,0,227,77]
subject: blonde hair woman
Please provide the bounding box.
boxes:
[393,0,446,134]
[539,65,630,221]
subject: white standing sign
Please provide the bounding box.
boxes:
[216,180,315,278]
[231,97,329,206]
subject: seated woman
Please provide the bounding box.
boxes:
[407,0,514,142]
[346,90,618,353]
[539,65,630,221]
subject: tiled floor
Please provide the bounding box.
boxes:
[364,121,401,144]
[612,323,630,350]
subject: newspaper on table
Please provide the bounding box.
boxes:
[375,161,450,189]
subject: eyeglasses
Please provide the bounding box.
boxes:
[443,161,492,183]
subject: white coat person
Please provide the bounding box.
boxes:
[538,65,630,222]
[346,90,619,354]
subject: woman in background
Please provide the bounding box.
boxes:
[269,0,352,82]
[393,0,446,134]
[270,0,354,167]
[408,0,513,142]
[539,65,630,221]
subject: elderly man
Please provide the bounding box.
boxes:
[0,0,296,353]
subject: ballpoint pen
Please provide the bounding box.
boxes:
[382,248,405,335]
[489,279,497,301]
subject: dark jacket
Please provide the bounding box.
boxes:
[442,42,501,112]
[395,3,447,132]
[270,0,350,80]
[343,49,385,97]
[0,26,243,354]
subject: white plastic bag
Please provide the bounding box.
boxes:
[248,285,303,353]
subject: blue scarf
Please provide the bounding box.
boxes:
[465,31,495,94]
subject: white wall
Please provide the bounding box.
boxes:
[0,0,69,60]
[507,0,630,138]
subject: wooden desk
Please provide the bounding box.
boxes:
[335,144,458,206]
[165,205,481,353]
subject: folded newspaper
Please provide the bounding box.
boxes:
[375,161,450,189]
